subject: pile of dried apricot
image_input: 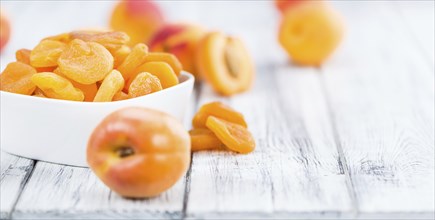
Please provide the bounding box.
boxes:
[189,102,255,154]
[1,30,182,102]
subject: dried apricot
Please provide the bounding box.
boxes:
[58,39,114,84]
[117,43,148,80]
[192,101,247,128]
[206,116,255,154]
[16,49,31,64]
[0,62,36,95]
[93,70,124,102]
[43,32,71,43]
[70,31,130,52]
[32,88,46,98]
[130,62,178,89]
[31,72,84,101]
[113,45,131,68]
[144,52,182,76]
[53,68,97,102]
[30,40,67,67]
[128,72,162,98]
[189,128,224,152]
[113,91,129,101]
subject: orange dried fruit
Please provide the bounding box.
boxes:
[130,62,178,89]
[53,68,97,102]
[128,72,162,98]
[15,49,31,64]
[32,88,46,97]
[58,39,114,84]
[70,31,130,52]
[0,62,37,95]
[192,101,247,128]
[206,116,255,154]
[30,40,67,67]
[144,52,182,76]
[196,32,254,96]
[93,70,124,102]
[113,45,131,68]
[189,128,224,152]
[117,43,148,80]
[43,32,71,43]
[31,72,84,101]
[113,91,129,101]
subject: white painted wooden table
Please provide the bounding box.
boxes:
[1,1,434,219]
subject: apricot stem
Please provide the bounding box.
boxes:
[115,146,135,158]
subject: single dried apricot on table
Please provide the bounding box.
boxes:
[31,72,84,101]
[128,72,162,98]
[192,101,247,128]
[70,31,130,53]
[206,116,255,154]
[30,40,67,68]
[58,39,114,84]
[189,128,224,152]
[196,32,254,96]
[130,61,178,89]
[87,107,190,198]
[278,2,344,65]
[144,52,182,76]
[0,62,36,95]
[117,43,148,81]
[93,70,125,102]
[113,45,131,68]
[53,68,98,102]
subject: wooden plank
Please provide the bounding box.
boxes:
[395,1,435,65]
[12,161,185,219]
[323,1,434,215]
[0,152,35,219]
[186,66,354,218]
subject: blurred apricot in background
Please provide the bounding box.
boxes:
[110,0,164,46]
[278,1,344,66]
[0,10,11,52]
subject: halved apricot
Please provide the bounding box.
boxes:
[129,61,178,89]
[196,32,254,96]
[189,128,224,152]
[206,116,255,154]
[144,52,182,76]
[192,101,247,129]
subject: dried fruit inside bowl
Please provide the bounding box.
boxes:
[1,30,183,102]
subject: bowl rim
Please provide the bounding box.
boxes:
[0,71,195,106]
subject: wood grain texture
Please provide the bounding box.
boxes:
[12,161,185,219]
[323,1,434,215]
[0,153,35,219]
[185,66,353,218]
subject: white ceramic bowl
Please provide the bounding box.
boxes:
[1,72,194,167]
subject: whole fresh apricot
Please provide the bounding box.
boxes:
[275,0,307,14]
[149,23,204,76]
[110,0,164,46]
[0,10,11,52]
[278,2,344,66]
[87,107,190,198]
[196,32,254,96]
